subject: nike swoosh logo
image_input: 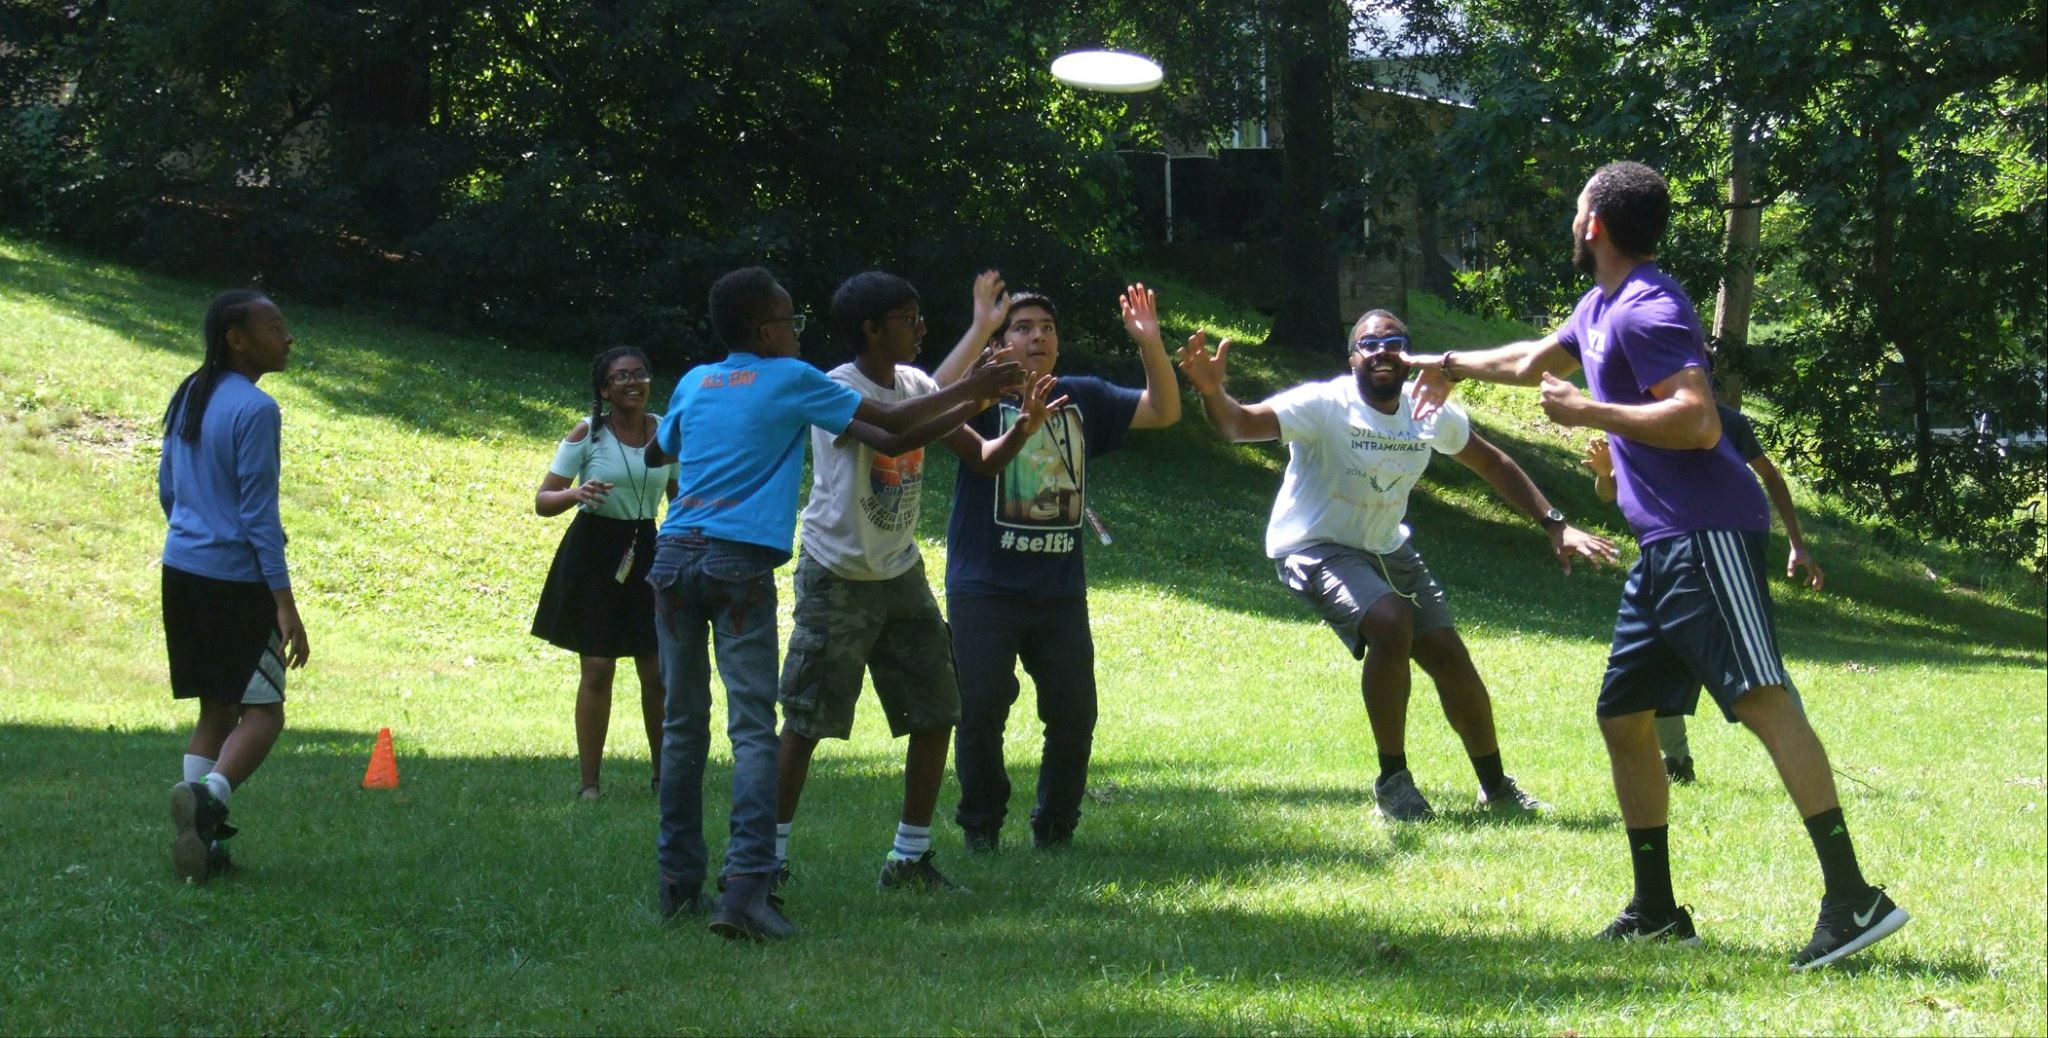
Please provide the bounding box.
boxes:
[1853,892,1884,928]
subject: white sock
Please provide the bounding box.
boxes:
[203,771,233,805]
[182,755,216,784]
[889,822,932,862]
[775,822,792,863]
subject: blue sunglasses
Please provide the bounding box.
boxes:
[1351,334,1411,354]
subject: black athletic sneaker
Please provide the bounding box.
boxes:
[1791,886,1909,970]
[1475,775,1549,815]
[963,827,1001,855]
[1031,822,1074,850]
[1596,900,1700,945]
[168,782,230,884]
[1665,756,1697,785]
[205,840,235,878]
[878,851,970,894]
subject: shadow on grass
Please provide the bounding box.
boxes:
[1,721,1992,1034]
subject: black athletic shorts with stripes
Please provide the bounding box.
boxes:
[1598,528,1794,723]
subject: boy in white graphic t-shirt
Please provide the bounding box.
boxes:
[776,270,1060,894]
[1178,309,1616,821]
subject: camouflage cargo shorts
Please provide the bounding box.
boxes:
[778,552,961,740]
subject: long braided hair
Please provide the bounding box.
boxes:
[587,346,654,438]
[164,290,270,443]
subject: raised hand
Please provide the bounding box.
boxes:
[965,359,1028,402]
[1175,329,1230,396]
[1119,283,1164,352]
[1582,436,1613,478]
[1405,355,1453,420]
[972,269,1010,331]
[1551,523,1619,575]
[1017,374,1071,435]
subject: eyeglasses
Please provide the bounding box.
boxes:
[1351,334,1411,355]
[886,312,927,327]
[761,313,809,334]
[607,369,652,386]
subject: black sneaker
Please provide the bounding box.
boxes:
[658,877,709,921]
[1791,886,1909,970]
[1665,756,1696,785]
[1030,822,1074,850]
[205,840,235,878]
[1595,900,1700,945]
[963,826,1001,855]
[1476,775,1549,815]
[878,851,970,894]
[168,782,230,884]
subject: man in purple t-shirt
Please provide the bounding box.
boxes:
[1402,162,1908,970]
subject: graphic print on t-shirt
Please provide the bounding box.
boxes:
[996,403,1084,530]
[863,449,924,532]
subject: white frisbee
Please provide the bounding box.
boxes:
[1050,50,1163,93]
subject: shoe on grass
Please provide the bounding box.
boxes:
[962,826,1000,855]
[658,876,709,921]
[205,840,235,878]
[707,871,797,942]
[1476,775,1549,815]
[1791,885,1909,970]
[168,781,230,884]
[1665,756,1696,785]
[878,851,969,894]
[716,862,790,910]
[1595,899,1700,945]
[1372,769,1436,822]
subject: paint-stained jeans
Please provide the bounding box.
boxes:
[649,532,788,886]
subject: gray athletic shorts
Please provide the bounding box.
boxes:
[1275,541,1455,659]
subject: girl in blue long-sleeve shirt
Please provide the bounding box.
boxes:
[158,289,310,885]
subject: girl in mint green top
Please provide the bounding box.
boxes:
[531,347,677,799]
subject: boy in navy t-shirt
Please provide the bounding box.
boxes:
[930,284,1183,851]
[1404,162,1905,969]
[649,266,1019,940]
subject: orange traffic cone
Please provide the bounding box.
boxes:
[361,727,399,789]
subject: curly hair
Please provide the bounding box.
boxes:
[1587,161,1671,257]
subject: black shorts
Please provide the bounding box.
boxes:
[1598,529,1793,722]
[162,564,286,704]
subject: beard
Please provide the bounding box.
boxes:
[1358,370,1405,402]
[1573,234,1596,275]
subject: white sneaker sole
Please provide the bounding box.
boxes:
[1793,906,1911,970]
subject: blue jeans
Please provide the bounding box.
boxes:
[649,532,788,885]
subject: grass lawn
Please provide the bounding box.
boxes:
[0,235,2042,1035]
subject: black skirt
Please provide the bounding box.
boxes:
[531,511,660,658]
[163,563,282,702]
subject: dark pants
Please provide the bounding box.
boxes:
[949,594,1097,836]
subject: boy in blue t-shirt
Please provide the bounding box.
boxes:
[930,284,1183,851]
[649,266,1020,940]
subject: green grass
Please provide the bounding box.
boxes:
[1,235,2043,1035]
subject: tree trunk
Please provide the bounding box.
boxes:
[1712,115,1761,407]
[1869,127,1933,500]
[1266,0,1343,351]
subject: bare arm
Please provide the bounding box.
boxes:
[1752,455,1824,589]
[1120,284,1182,429]
[1175,330,1281,442]
[932,270,1012,387]
[1451,432,1617,574]
[1407,333,1581,387]
[855,361,1023,433]
[1537,365,1722,450]
[534,422,611,516]
[841,397,986,456]
[942,375,1069,477]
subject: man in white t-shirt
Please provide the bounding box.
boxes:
[1178,309,1617,820]
[775,270,1059,893]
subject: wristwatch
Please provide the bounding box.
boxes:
[1540,507,1567,529]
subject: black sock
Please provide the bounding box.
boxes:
[1627,826,1677,914]
[1471,751,1506,794]
[1803,807,1868,898]
[1377,754,1408,784]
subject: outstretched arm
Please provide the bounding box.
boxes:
[857,361,1024,433]
[942,375,1070,477]
[1751,455,1824,589]
[1451,431,1618,574]
[1403,333,1581,419]
[841,397,987,456]
[1120,283,1182,429]
[932,270,1012,387]
[1175,330,1280,442]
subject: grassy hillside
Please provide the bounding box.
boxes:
[1,235,2042,1035]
